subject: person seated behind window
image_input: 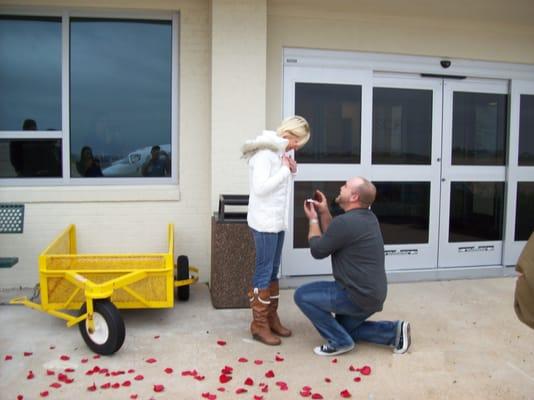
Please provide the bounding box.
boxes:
[141,145,170,177]
[76,146,103,177]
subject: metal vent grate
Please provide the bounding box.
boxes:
[0,204,24,233]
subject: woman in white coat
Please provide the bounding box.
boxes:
[241,116,310,345]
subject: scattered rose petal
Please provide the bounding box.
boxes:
[254,359,263,365]
[93,355,100,359]
[46,370,55,376]
[130,395,138,400]
[253,396,263,400]
[100,383,111,389]
[235,388,248,394]
[360,365,371,375]
[311,394,324,399]
[81,358,89,364]
[201,393,217,400]
[340,389,352,398]
[276,380,289,390]
[145,358,157,364]
[153,384,164,393]
[87,383,97,392]
[122,380,131,387]
[217,387,225,392]
[17,395,23,400]
[238,357,248,363]
[134,375,144,381]
[194,375,206,381]
[154,335,160,339]
[112,383,120,389]
[65,368,75,373]
[261,384,269,393]
[275,354,284,362]
[221,365,233,375]
[24,352,33,357]
[244,377,254,386]
[216,340,227,346]
[50,383,61,389]
[300,390,312,397]
[40,391,49,398]
[60,355,70,361]
[331,358,338,364]
[4,355,13,361]
[265,370,275,378]
[324,377,331,383]
[26,371,35,380]
[128,369,135,374]
[164,367,173,374]
[353,377,361,382]
[219,374,232,384]
[349,365,357,372]
[92,366,101,373]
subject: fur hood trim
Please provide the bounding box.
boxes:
[241,130,288,159]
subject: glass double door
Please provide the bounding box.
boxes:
[282,67,508,275]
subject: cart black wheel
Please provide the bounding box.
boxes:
[176,255,190,301]
[79,300,125,355]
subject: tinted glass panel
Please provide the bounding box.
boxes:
[293,181,344,248]
[0,16,62,131]
[515,182,534,241]
[449,182,504,242]
[452,92,507,165]
[295,83,361,164]
[373,182,430,244]
[519,95,534,166]
[373,88,432,164]
[70,18,172,178]
[0,139,62,177]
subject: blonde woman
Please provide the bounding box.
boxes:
[241,116,311,345]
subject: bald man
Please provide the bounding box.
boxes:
[294,177,411,356]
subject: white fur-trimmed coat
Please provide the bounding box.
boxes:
[242,130,291,233]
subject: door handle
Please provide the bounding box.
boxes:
[441,178,446,182]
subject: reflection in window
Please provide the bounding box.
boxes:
[69,18,172,178]
[519,95,534,166]
[515,182,534,241]
[0,16,62,131]
[0,139,62,178]
[452,92,507,165]
[293,181,344,248]
[295,83,361,164]
[373,88,432,164]
[449,182,504,242]
[373,182,430,244]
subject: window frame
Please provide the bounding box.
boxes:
[0,9,180,187]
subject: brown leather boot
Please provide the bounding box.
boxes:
[268,281,292,337]
[248,288,281,346]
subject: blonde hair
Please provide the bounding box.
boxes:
[276,115,310,148]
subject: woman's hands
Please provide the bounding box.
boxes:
[282,154,297,173]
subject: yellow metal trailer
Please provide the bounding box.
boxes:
[10,224,198,355]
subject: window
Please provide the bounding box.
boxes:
[0,13,177,183]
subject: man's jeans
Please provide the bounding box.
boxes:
[294,281,399,350]
[250,229,285,289]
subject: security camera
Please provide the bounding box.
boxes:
[440,60,451,69]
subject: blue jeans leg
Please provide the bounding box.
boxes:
[336,317,399,347]
[251,229,284,289]
[270,231,285,283]
[294,281,368,349]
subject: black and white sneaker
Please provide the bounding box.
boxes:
[313,343,354,356]
[394,320,411,354]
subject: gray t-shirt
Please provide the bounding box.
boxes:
[309,208,387,312]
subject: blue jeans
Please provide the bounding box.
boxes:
[250,229,285,289]
[294,281,400,350]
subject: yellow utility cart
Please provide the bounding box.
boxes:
[11,224,198,355]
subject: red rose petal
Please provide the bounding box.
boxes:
[122,380,131,387]
[194,375,205,381]
[112,383,120,389]
[201,393,217,400]
[238,357,248,363]
[340,389,352,398]
[275,354,284,362]
[27,370,35,379]
[164,367,173,374]
[4,355,13,361]
[360,365,371,375]
[134,375,144,381]
[244,377,254,386]
[254,359,263,365]
[353,376,361,382]
[349,365,357,372]
[128,369,135,374]
[23,352,33,357]
[331,358,338,363]
[92,366,101,373]
[217,340,227,346]
[217,387,226,392]
[300,390,312,397]
[265,370,275,378]
[261,384,269,393]
[153,384,165,393]
[221,365,233,374]
[154,335,160,339]
[93,355,100,359]
[235,388,248,394]
[65,368,75,373]
[87,383,97,392]
[311,394,324,399]
[219,374,232,384]
[81,358,89,364]
[46,370,55,376]
[17,395,23,400]
[50,383,61,389]
[324,377,331,383]
[40,391,49,398]
[100,383,111,389]
[60,355,70,361]
[145,358,157,364]
[130,395,138,400]
[253,396,263,400]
